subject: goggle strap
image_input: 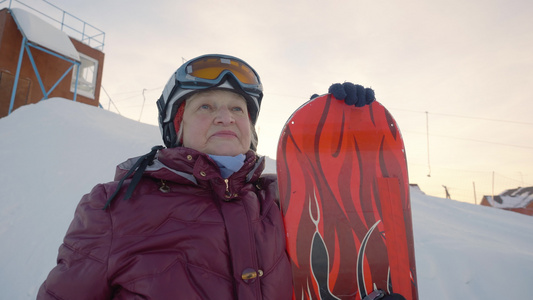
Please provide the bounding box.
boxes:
[162,88,195,123]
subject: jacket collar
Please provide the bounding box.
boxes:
[115,147,265,199]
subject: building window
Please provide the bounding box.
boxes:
[70,53,98,99]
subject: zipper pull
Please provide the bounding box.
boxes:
[159,179,170,193]
[224,179,232,199]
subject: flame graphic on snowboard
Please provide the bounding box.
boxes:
[277,95,418,300]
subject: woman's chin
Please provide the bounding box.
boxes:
[204,143,247,156]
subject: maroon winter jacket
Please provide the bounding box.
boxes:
[37,147,292,299]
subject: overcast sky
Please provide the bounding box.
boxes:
[12,0,533,203]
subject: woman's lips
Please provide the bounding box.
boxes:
[211,130,237,138]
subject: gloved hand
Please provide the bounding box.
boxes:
[363,290,406,300]
[382,293,406,300]
[328,82,375,107]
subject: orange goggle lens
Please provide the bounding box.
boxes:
[186,57,260,85]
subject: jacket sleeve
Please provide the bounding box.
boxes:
[260,173,280,207]
[37,184,114,299]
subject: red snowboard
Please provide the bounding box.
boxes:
[277,94,418,300]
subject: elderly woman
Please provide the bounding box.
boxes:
[37,54,398,299]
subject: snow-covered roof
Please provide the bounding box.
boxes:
[483,187,533,209]
[10,8,80,62]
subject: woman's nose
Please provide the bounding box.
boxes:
[214,107,235,124]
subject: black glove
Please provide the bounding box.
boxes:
[363,290,406,300]
[382,293,407,300]
[328,82,375,107]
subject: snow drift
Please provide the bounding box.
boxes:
[0,99,532,299]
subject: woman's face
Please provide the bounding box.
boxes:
[181,90,252,156]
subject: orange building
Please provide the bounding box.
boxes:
[480,187,533,216]
[0,5,104,117]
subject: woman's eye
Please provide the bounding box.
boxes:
[199,104,210,110]
[232,106,244,112]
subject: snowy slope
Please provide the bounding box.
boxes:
[411,188,533,298]
[0,99,532,299]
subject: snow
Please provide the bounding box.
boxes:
[10,8,80,62]
[1,99,532,299]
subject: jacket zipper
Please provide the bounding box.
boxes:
[224,179,232,200]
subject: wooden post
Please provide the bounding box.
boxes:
[473,181,477,205]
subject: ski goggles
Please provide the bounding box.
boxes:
[175,54,262,97]
[158,54,263,125]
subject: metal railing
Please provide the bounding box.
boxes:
[1,0,105,51]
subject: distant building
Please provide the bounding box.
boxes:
[0,4,104,118]
[480,187,533,216]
